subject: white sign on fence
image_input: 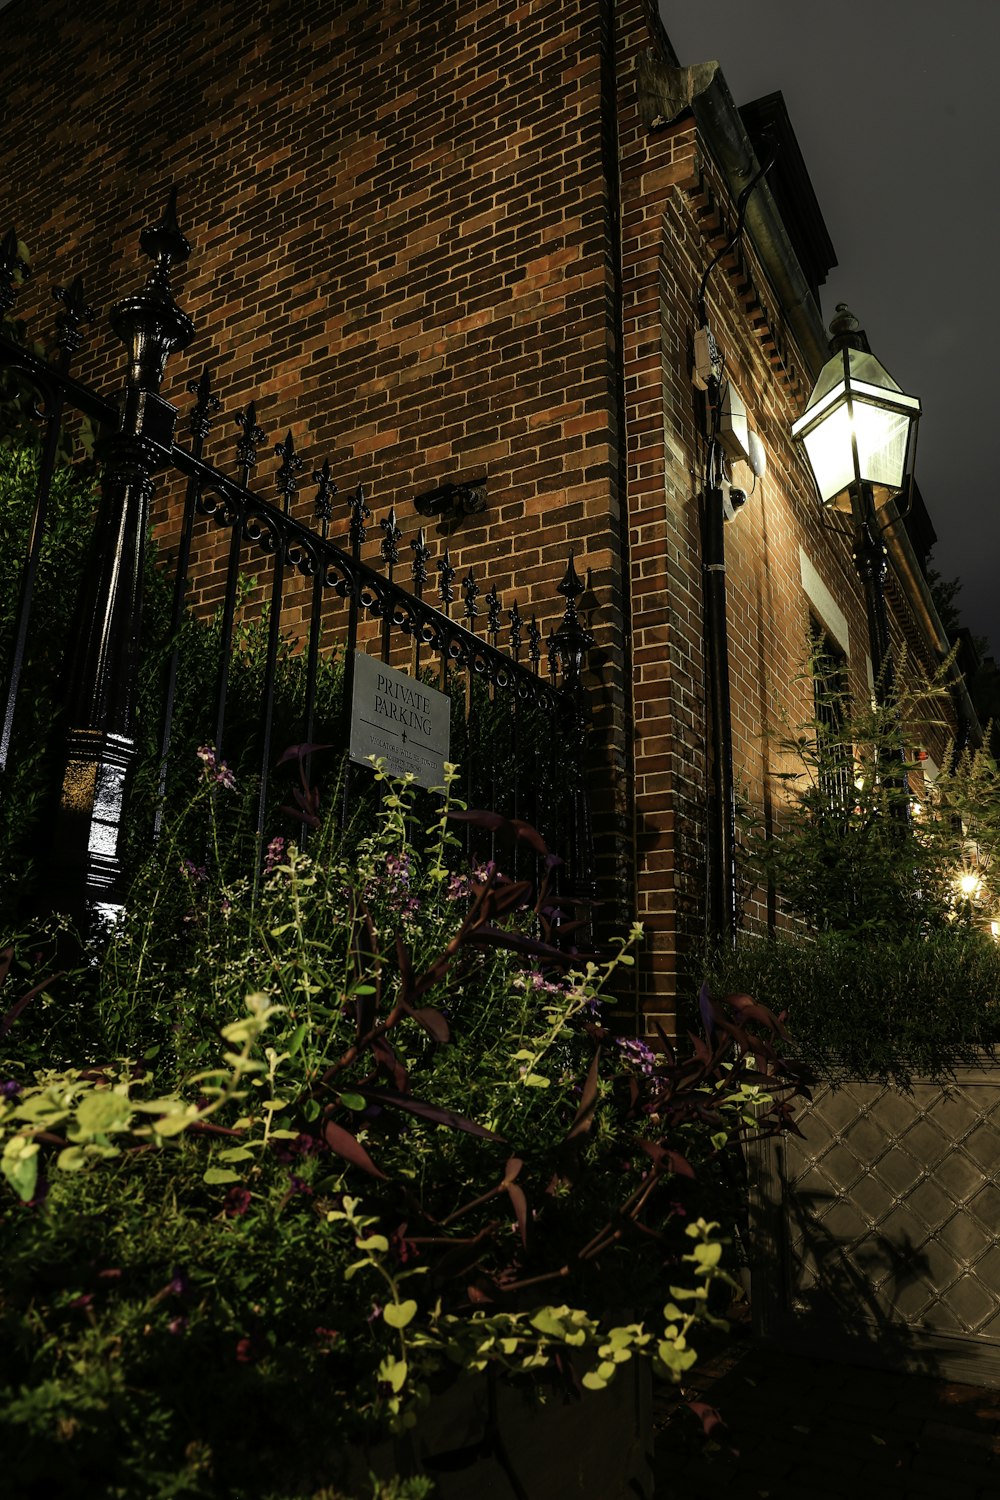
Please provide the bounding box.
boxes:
[348,652,451,791]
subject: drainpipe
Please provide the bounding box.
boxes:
[702,475,737,949]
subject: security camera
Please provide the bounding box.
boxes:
[721,483,747,522]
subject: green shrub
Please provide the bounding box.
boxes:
[0,765,802,1498]
[748,647,971,937]
[703,926,1000,1084]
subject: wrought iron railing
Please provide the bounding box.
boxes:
[0,194,594,921]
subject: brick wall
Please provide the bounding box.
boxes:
[612,1,959,1031]
[0,0,959,1032]
[0,0,635,923]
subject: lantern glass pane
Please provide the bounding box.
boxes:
[847,349,903,396]
[802,404,857,503]
[854,400,910,491]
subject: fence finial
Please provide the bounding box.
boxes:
[312,458,337,537]
[380,506,401,574]
[274,430,303,514]
[528,615,541,670]
[552,552,594,686]
[509,598,522,659]
[486,583,501,641]
[110,188,194,393]
[348,483,370,557]
[186,366,221,442]
[462,569,479,626]
[236,401,267,482]
[139,186,191,285]
[52,275,96,365]
[411,527,430,593]
[438,549,456,610]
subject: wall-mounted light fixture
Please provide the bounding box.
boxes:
[792,304,921,702]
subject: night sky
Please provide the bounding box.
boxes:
[661,0,1000,659]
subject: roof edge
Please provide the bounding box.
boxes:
[638,53,830,382]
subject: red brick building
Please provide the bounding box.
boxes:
[0,0,968,1030]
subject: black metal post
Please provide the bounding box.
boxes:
[848,478,913,825]
[51,190,193,919]
[702,485,737,950]
[850,481,893,703]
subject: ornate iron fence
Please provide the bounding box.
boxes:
[0,193,594,921]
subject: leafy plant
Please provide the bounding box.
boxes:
[702,925,1000,1084]
[0,760,806,1498]
[751,641,1000,938]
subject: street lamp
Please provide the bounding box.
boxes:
[792,304,921,700]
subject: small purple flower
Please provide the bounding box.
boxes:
[197,744,236,791]
[272,1132,324,1164]
[215,761,236,791]
[446,872,470,901]
[264,835,287,873]
[513,969,567,998]
[1,1079,20,1099]
[224,1185,252,1218]
[614,1036,657,1077]
[179,858,207,884]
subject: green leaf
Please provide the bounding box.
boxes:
[384,1299,418,1329]
[355,1233,390,1253]
[56,1145,88,1171]
[338,1093,367,1111]
[529,1308,566,1338]
[74,1090,133,1136]
[657,1340,697,1375]
[152,1112,197,1138]
[2,1137,38,1202]
[203,1167,241,1185]
[378,1356,408,1393]
[523,1073,550,1089]
[216,1147,254,1163]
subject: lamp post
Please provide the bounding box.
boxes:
[791,304,921,703]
